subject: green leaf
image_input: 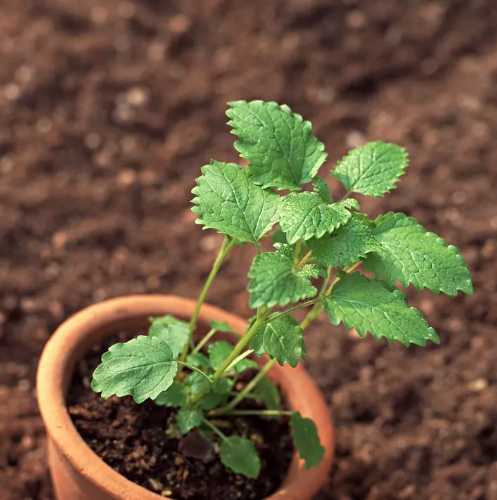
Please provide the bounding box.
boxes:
[290,412,325,469]
[308,214,381,268]
[332,141,408,198]
[198,379,233,411]
[312,177,333,203]
[363,212,473,296]
[250,315,306,368]
[248,245,325,308]
[187,352,212,369]
[272,225,289,245]
[227,100,327,191]
[91,336,178,403]
[177,408,203,435]
[210,320,234,332]
[213,378,233,395]
[191,161,281,243]
[253,377,281,410]
[323,273,439,346]
[280,191,352,244]
[341,198,360,210]
[208,342,257,373]
[220,435,261,478]
[185,371,209,395]
[154,382,188,407]
[148,315,189,358]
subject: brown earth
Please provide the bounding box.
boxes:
[0,0,496,499]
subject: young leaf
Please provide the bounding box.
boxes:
[210,320,234,332]
[341,198,360,210]
[290,412,325,469]
[177,408,203,435]
[307,215,381,268]
[323,273,439,346]
[248,246,325,308]
[250,315,306,368]
[148,315,189,358]
[191,161,281,243]
[154,382,188,407]
[91,336,178,403]
[280,192,352,244]
[253,377,281,410]
[332,141,408,198]
[208,341,257,373]
[312,177,333,204]
[187,352,212,369]
[220,435,261,478]
[227,100,327,191]
[363,212,473,296]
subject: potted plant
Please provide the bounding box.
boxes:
[37,100,473,500]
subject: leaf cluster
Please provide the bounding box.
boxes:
[92,101,473,480]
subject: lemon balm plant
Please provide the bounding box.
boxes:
[91,101,473,479]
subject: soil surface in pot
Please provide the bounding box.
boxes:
[1,1,497,499]
[67,333,293,500]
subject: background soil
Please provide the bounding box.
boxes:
[0,0,496,499]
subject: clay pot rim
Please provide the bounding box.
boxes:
[37,295,334,500]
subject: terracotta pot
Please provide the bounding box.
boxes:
[37,295,334,500]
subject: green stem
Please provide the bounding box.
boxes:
[212,409,293,417]
[225,349,254,372]
[191,328,217,355]
[300,262,362,330]
[320,266,333,294]
[296,249,312,268]
[214,358,276,413]
[211,309,269,381]
[177,362,211,383]
[189,308,270,405]
[189,236,233,336]
[178,237,233,375]
[266,298,319,324]
[201,417,227,440]
[294,240,301,264]
[299,302,323,330]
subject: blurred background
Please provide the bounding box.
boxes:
[0,0,496,499]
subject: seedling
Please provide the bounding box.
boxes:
[92,101,473,479]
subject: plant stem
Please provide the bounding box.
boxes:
[212,409,293,417]
[189,236,233,336]
[218,262,363,411]
[296,250,312,268]
[213,358,276,413]
[299,302,323,330]
[191,328,216,355]
[177,236,233,376]
[320,266,333,294]
[189,308,270,405]
[225,349,254,372]
[294,240,301,263]
[201,417,227,440]
[300,262,362,330]
[266,298,319,324]
[177,362,212,383]
[211,308,269,381]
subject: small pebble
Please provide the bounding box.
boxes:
[4,83,21,100]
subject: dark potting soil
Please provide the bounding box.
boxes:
[2,1,497,499]
[67,333,293,500]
